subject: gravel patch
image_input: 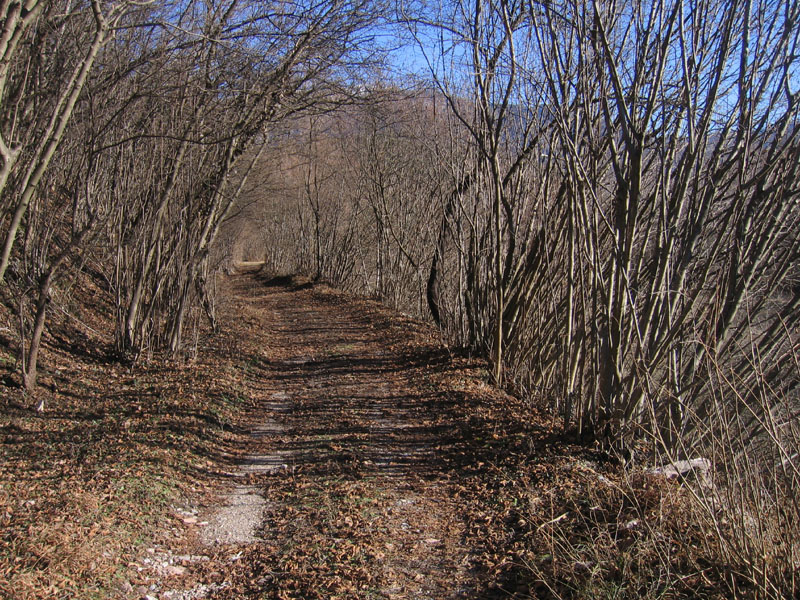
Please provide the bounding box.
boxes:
[200,485,267,545]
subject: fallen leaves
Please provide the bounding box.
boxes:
[1,272,724,600]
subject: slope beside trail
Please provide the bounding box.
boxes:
[166,270,541,600]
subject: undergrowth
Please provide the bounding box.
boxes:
[524,470,725,599]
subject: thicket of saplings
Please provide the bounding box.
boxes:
[244,1,799,596]
[0,0,797,597]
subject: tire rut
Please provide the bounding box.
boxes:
[211,274,479,599]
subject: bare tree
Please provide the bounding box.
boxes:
[404,0,563,386]
[0,0,141,286]
[100,0,384,358]
[4,0,389,393]
[525,0,800,448]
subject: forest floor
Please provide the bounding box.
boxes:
[0,270,716,600]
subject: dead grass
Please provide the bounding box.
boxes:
[521,469,726,599]
[1,483,156,599]
[0,272,255,599]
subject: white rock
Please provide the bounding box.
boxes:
[648,458,712,485]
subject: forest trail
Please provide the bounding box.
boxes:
[179,272,504,599]
[0,268,599,599]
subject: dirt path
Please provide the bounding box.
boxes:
[179,273,501,599]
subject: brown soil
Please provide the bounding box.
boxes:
[191,273,498,599]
